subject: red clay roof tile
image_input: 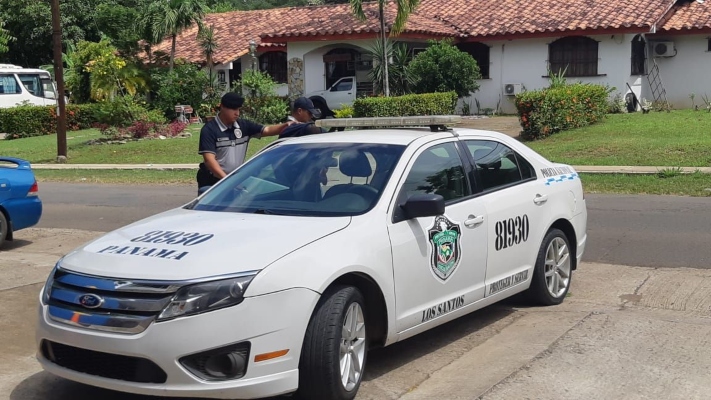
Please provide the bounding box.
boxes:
[660,0,711,31]
[153,0,706,65]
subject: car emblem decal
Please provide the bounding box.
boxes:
[78,294,104,309]
[428,215,462,281]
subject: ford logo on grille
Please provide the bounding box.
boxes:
[78,294,104,309]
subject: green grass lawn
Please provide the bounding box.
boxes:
[4,110,711,196]
[0,124,278,164]
[527,110,711,167]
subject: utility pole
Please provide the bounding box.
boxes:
[51,0,67,162]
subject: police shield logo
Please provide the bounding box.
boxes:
[428,215,462,281]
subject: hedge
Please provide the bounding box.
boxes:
[514,83,609,140]
[353,92,458,117]
[1,102,165,140]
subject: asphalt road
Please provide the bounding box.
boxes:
[36,182,711,269]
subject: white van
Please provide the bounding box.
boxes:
[0,64,61,108]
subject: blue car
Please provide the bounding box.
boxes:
[0,157,42,248]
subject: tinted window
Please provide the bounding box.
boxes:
[466,140,534,191]
[400,143,470,202]
[189,143,404,216]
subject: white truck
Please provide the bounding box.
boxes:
[304,76,373,117]
[0,64,62,108]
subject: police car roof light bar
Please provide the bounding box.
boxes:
[315,115,461,131]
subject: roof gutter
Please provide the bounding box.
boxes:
[650,0,681,34]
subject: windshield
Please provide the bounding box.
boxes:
[188,142,405,216]
[18,74,44,97]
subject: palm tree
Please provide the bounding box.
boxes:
[197,24,218,83]
[150,0,208,73]
[350,0,421,97]
[135,3,165,66]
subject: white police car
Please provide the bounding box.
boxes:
[36,116,587,400]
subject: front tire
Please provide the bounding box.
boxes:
[298,285,367,400]
[527,228,572,305]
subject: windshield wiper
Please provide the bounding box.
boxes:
[253,208,286,215]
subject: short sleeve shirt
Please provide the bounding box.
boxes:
[198,114,264,174]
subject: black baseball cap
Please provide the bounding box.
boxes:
[293,97,321,118]
[220,92,245,109]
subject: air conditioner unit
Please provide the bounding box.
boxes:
[652,41,676,57]
[504,83,522,96]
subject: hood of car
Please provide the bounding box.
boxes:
[59,208,350,281]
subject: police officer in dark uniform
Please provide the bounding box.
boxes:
[196,92,292,189]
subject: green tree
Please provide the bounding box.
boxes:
[0,19,14,54]
[150,60,211,118]
[350,0,420,96]
[83,44,147,100]
[0,0,101,67]
[149,0,208,73]
[95,2,144,55]
[367,40,413,96]
[408,39,480,98]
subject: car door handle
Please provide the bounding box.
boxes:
[464,215,484,228]
[533,194,548,205]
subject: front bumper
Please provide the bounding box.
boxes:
[573,202,588,267]
[36,288,319,399]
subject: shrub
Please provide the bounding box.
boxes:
[0,97,162,140]
[233,70,289,124]
[515,83,609,140]
[333,105,354,118]
[0,104,55,139]
[90,96,160,127]
[150,61,211,119]
[353,92,458,117]
[408,39,480,98]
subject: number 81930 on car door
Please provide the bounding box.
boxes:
[36,124,586,400]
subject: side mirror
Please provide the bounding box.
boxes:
[396,193,445,222]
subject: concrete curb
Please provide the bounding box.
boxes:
[28,164,711,174]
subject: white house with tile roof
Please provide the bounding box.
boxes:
[152,0,711,114]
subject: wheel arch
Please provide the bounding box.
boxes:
[548,218,577,270]
[325,272,389,349]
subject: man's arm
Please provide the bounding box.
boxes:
[202,153,226,179]
[261,121,294,137]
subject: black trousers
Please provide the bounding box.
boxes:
[196,163,220,189]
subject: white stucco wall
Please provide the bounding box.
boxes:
[645,34,711,109]
[277,33,711,113]
[460,34,642,115]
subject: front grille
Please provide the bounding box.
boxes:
[46,268,182,334]
[41,340,167,384]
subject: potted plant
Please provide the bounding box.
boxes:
[198,102,219,122]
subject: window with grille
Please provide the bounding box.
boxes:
[548,36,599,77]
[259,51,287,84]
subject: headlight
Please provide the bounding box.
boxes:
[41,262,59,305]
[157,275,255,321]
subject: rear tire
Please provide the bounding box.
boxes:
[526,228,572,305]
[297,285,367,400]
[0,211,7,249]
